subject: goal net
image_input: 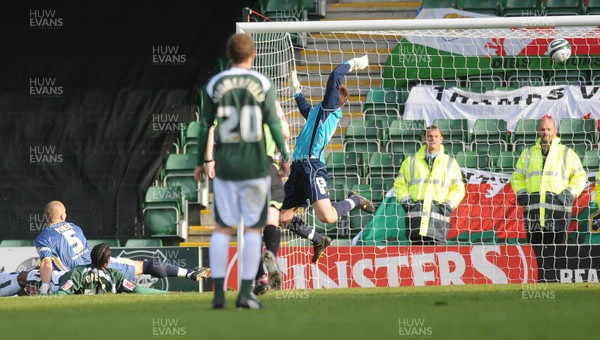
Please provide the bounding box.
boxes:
[239,15,600,289]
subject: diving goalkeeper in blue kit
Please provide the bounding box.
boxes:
[279,56,376,262]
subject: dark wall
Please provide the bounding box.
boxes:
[0,0,254,240]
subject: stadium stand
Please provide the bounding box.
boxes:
[142,186,184,236]
[125,239,164,247]
[0,240,34,247]
[87,239,121,248]
[161,154,200,202]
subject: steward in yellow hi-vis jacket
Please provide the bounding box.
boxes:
[510,117,586,245]
[394,126,465,244]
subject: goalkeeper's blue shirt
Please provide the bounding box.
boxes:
[292,62,350,163]
[35,221,91,271]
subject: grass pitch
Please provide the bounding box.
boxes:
[1,283,598,340]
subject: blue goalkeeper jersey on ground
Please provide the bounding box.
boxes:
[292,63,350,163]
[35,221,91,271]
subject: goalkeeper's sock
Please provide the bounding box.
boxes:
[332,197,359,217]
[143,260,181,278]
[255,257,265,281]
[288,216,324,245]
[263,224,281,255]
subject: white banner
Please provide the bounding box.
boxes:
[404,85,600,131]
[0,247,39,272]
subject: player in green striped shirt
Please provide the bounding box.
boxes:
[193,33,290,310]
[52,243,166,295]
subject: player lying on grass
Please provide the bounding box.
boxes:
[0,268,63,296]
[35,201,210,294]
[49,243,168,295]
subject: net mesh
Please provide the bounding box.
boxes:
[247,21,600,288]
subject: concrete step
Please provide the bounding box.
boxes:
[326,1,420,19]
[199,209,215,225]
[189,225,215,235]
[300,48,393,65]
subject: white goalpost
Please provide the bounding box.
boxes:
[235,15,600,289]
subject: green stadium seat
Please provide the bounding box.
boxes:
[547,69,588,85]
[182,121,201,154]
[433,118,470,146]
[512,119,539,149]
[87,239,121,248]
[472,143,504,163]
[363,88,407,124]
[349,209,374,235]
[125,239,164,247]
[459,0,501,15]
[442,142,465,156]
[343,120,382,153]
[386,119,425,154]
[143,186,184,236]
[327,151,361,177]
[0,239,34,247]
[352,183,381,203]
[301,0,325,18]
[429,79,460,88]
[492,151,519,172]
[162,153,199,201]
[263,0,303,20]
[422,0,457,8]
[366,152,403,179]
[583,149,600,172]
[466,75,504,92]
[456,151,489,169]
[544,0,584,16]
[328,176,360,202]
[471,119,508,151]
[562,143,588,162]
[369,177,395,202]
[502,0,541,17]
[587,0,600,14]
[558,118,597,146]
[507,74,545,87]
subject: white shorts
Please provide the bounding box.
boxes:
[213,176,270,228]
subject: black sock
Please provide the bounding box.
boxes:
[255,256,265,281]
[332,196,359,216]
[263,224,281,255]
[288,216,323,244]
[143,260,179,278]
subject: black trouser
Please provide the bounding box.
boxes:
[526,230,567,245]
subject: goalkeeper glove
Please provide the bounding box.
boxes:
[347,55,369,71]
[289,70,302,94]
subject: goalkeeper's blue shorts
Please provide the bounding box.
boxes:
[282,158,330,210]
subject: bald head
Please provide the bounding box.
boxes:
[538,117,557,147]
[44,201,66,225]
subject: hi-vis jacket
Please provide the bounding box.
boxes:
[511,136,586,231]
[394,145,465,239]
